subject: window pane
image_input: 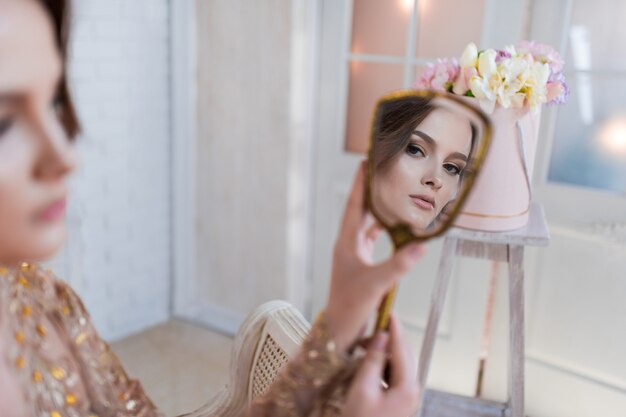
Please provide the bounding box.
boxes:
[565,0,626,72]
[351,0,412,56]
[345,61,406,153]
[415,0,485,59]
[548,75,626,194]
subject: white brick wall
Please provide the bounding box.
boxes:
[49,0,172,341]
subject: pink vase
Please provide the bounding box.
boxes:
[454,104,542,231]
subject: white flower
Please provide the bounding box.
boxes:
[477,49,498,77]
[469,75,498,113]
[459,42,478,68]
[531,61,550,86]
[497,57,530,108]
[524,62,550,107]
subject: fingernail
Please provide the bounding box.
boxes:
[373,332,388,351]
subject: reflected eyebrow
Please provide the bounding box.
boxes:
[413,129,468,162]
[449,152,468,163]
[413,130,435,145]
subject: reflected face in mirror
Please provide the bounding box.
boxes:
[371,97,474,234]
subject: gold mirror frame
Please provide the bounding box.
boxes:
[366,89,493,330]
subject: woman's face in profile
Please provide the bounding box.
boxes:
[0,0,76,265]
[373,107,472,233]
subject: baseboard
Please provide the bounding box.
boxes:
[174,302,246,337]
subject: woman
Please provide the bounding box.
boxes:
[0,0,424,416]
[371,95,474,234]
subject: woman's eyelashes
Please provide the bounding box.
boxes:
[0,90,64,140]
[406,143,425,157]
[0,116,15,137]
[52,91,64,110]
[443,162,462,176]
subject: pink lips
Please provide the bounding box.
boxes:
[410,195,435,211]
[40,197,66,221]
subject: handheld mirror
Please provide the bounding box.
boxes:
[367,90,492,330]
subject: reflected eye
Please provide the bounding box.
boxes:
[406,143,425,157]
[0,117,14,138]
[443,163,462,176]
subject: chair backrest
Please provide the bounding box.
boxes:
[183,301,310,417]
[247,302,310,400]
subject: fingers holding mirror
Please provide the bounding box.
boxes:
[367,90,491,247]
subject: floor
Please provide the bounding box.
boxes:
[111,319,234,416]
[110,319,514,417]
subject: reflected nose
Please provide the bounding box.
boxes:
[35,113,77,180]
[421,167,443,190]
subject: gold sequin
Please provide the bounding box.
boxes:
[61,304,71,315]
[15,330,25,343]
[33,371,43,383]
[20,262,31,271]
[50,412,62,417]
[18,275,30,287]
[15,356,26,369]
[0,266,8,275]
[23,305,32,317]
[51,366,67,380]
[75,332,88,345]
[65,393,77,405]
[36,324,47,337]
[126,399,137,411]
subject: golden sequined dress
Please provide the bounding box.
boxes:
[0,263,162,417]
[0,264,352,417]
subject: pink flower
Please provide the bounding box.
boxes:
[546,72,570,105]
[546,82,564,102]
[414,65,436,89]
[495,49,512,62]
[452,66,478,95]
[516,40,564,73]
[414,58,460,92]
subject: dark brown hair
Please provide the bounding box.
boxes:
[39,0,80,139]
[372,95,435,173]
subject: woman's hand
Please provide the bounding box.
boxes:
[325,161,425,352]
[342,314,421,417]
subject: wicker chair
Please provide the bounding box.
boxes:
[184,301,310,417]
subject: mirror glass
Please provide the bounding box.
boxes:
[368,90,491,246]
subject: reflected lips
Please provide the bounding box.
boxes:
[40,197,66,221]
[409,194,435,211]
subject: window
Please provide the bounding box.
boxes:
[345,0,485,152]
[547,0,626,194]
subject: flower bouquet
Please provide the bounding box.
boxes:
[415,41,569,231]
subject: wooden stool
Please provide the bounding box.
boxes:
[417,202,550,417]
